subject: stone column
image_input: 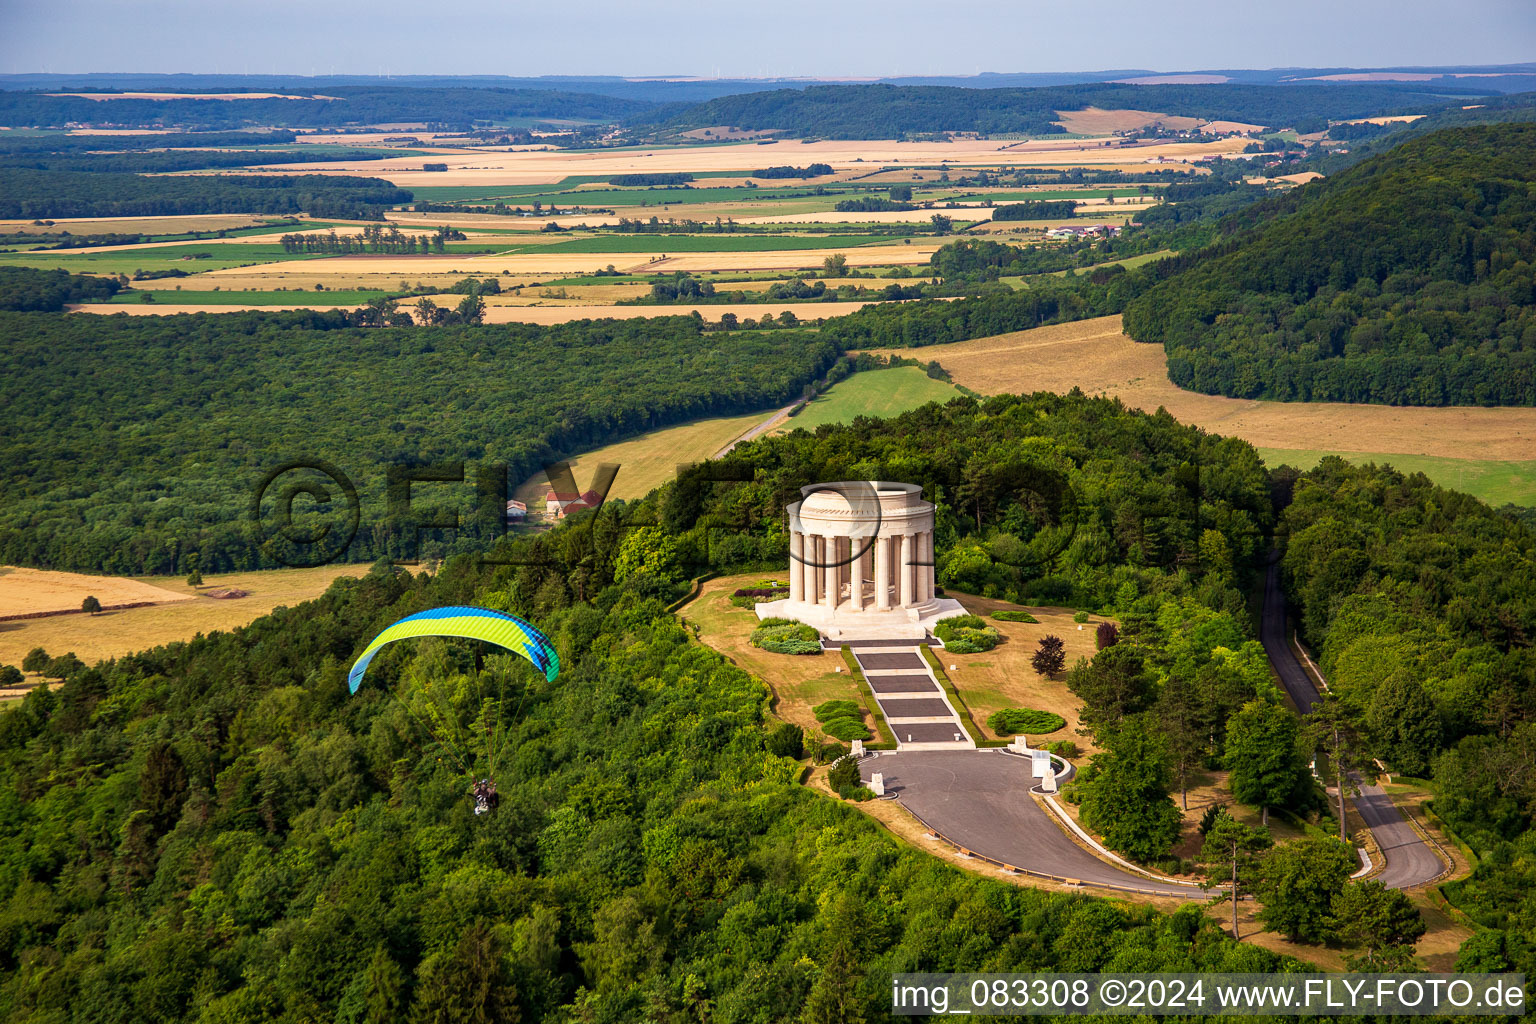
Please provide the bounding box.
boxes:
[915,534,927,604]
[807,535,821,604]
[789,531,804,603]
[850,539,866,611]
[899,533,914,607]
[824,535,839,609]
[874,532,891,610]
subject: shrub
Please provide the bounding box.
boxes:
[992,610,1038,623]
[827,755,860,794]
[935,617,1000,652]
[749,620,820,655]
[816,741,847,764]
[986,708,1066,736]
[813,699,860,722]
[1197,803,1225,836]
[729,590,786,608]
[1096,621,1119,650]
[1046,740,1079,758]
[765,722,804,759]
[0,665,21,686]
[821,717,872,742]
[1073,610,1090,623]
[1031,635,1067,676]
[760,635,821,655]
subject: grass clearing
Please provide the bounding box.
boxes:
[1254,448,1536,507]
[775,365,960,434]
[680,573,861,739]
[512,408,774,506]
[941,592,1105,751]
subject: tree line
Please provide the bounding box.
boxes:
[0,168,412,220]
[278,224,463,254]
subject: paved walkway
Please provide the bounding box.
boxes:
[861,750,1208,898]
[1261,555,1445,889]
[848,642,972,750]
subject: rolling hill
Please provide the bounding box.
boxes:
[1122,123,1536,406]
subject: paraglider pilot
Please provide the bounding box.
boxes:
[472,778,499,815]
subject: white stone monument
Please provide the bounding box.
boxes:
[1031,748,1051,779]
[758,481,966,640]
[870,772,885,796]
[851,738,864,758]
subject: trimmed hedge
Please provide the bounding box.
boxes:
[986,707,1066,735]
[821,717,872,742]
[935,616,1001,653]
[750,619,821,655]
[991,609,1038,623]
[813,699,861,722]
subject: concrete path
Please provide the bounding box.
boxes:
[861,750,1208,898]
[1261,555,1445,889]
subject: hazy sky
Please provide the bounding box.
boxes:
[3,0,1534,78]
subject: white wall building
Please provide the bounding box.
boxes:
[757,481,966,640]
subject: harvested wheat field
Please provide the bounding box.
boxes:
[1336,114,1428,126]
[68,302,362,316]
[513,407,774,506]
[252,136,1252,187]
[0,565,371,670]
[872,316,1536,462]
[1053,107,1202,134]
[0,566,191,618]
[0,214,274,235]
[200,243,941,278]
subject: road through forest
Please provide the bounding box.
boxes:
[1260,555,1445,889]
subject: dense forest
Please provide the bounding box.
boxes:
[1277,459,1536,975]
[639,83,1464,139]
[0,418,1295,1020]
[0,148,391,174]
[1122,124,1536,405]
[0,169,412,220]
[0,86,648,129]
[0,266,121,311]
[0,309,837,576]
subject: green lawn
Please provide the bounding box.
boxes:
[777,366,961,434]
[1255,448,1536,507]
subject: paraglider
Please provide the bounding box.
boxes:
[348,606,559,693]
[348,606,559,812]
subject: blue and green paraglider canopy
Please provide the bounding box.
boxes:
[347,606,559,694]
[347,607,559,801]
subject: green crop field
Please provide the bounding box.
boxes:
[775,365,961,434]
[1255,448,1536,507]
